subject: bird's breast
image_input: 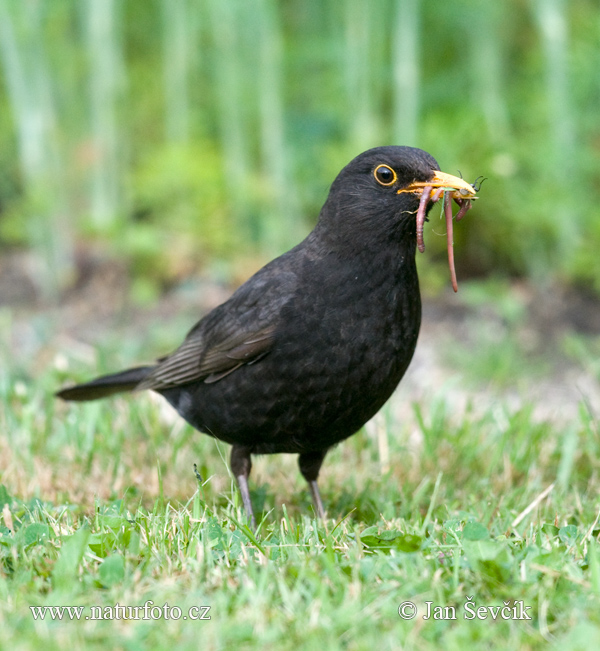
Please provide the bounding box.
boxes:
[278,251,421,393]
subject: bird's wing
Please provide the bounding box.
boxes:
[139,324,277,389]
[137,266,297,390]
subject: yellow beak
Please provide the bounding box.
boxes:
[398,170,477,200]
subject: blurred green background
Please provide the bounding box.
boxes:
[0,0,598,302]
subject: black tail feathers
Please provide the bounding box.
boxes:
[56,365,155,401]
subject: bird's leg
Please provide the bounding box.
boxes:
[230,445,255,528]
[298,450,328,519]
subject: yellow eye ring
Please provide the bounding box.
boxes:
[374,164,397,186]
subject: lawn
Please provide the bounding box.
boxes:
[2,287,600,650]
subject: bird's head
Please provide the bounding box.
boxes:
[318,146,479,289]
[322,145,475,237]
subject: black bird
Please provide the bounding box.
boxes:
[57,146,477,525]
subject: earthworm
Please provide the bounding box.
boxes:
[417,184,473,291]
[431,187,445,203]
[455,198,472,222]
[416,185,433,253]
[444,191,458,293]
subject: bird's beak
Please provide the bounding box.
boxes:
[398,170,477,200]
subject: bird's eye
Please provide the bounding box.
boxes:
[374,164,397,186]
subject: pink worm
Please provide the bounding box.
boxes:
[431,187,445,203]
[444,191,458,293]
[416,185,433,253]
[455,197,472,221]
[417,186,468,292]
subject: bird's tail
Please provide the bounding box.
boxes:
[56,365,155,401]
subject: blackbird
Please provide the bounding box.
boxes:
[57,146,477,525]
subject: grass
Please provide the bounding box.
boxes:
[2,308,600,650]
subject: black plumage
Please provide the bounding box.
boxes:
[57,146,476,525]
